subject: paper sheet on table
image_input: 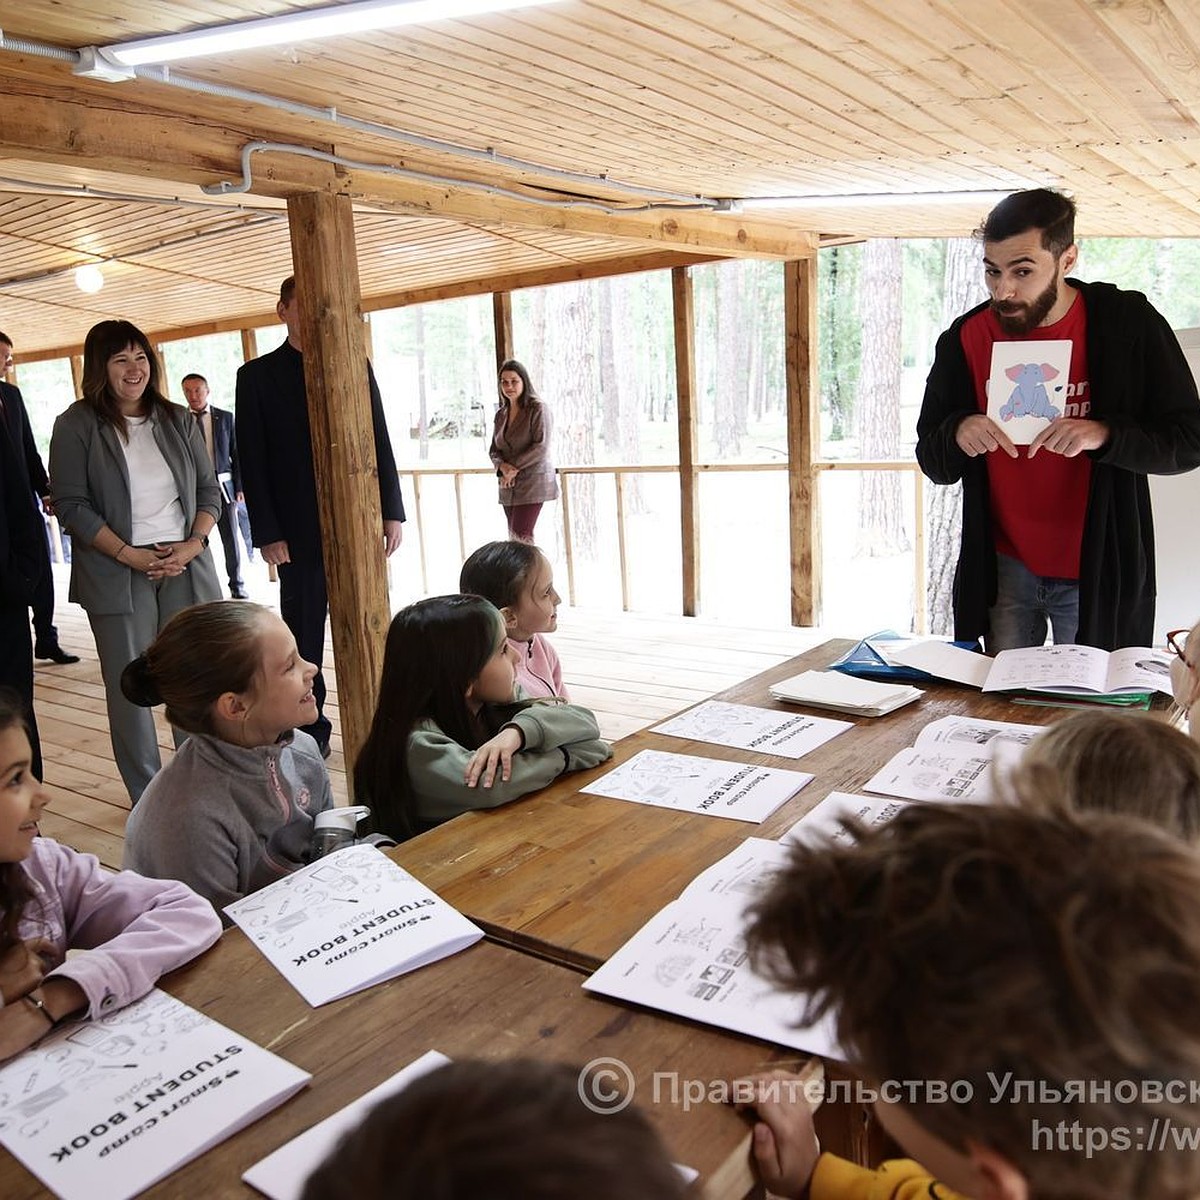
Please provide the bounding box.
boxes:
[778,791,911,846]
[889,641,993,688]
[653,700,852,759]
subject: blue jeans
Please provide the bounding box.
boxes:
[985,553,1080,654]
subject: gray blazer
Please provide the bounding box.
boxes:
[49,400,222,614]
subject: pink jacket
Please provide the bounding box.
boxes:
[512,633,568,701]
[13,838,222,1020]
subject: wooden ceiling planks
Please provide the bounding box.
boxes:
[4,1,1200,356]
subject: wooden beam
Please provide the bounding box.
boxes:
[240,328,259,363]
[68,355,83,398]
[492,292,513,370]
[672,266,701,617]
[784,258,822,627]
[287,191,391,776]
[0,82,818,259]
[16,251,721,366]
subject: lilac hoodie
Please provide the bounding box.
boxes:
[12,838,222,1019]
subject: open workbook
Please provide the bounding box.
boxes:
[891,641,1172,699]
[583,838,841,1056]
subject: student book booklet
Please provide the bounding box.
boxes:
[581,748,813,823]
[583,837,841,1057]
[0,988,310,1200]
[224,845,483,1007]
[860,715,1041,803]
[651,700,852,759]
[778,790,911,846]
[891,641,1171,699]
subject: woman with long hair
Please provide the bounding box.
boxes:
[488,359,558,543]
[48,320,222,802]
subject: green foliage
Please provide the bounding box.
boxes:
[819,244,862,441]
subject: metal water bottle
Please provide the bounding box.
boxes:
[310,805,372,860]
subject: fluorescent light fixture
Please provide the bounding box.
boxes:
[74,265,105,294]
[736,189,1017,211]
[104,0,561,66]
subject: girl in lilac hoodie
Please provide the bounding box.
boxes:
[0,691,220,1062]
[460,541,568,700]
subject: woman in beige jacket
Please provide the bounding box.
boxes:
[488,359,558,543]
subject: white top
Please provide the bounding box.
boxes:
[122,415,186,544]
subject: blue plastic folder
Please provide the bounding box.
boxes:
[830,631,982,685]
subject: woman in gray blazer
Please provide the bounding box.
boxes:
[489,359,558,543]
[49,320,222,803]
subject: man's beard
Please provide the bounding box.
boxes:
[991,277,1059,335]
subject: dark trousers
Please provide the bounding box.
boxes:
[505,502,544,542]
[216,500,244,592]
[1,598,42,780]
[278,558,332,745]
[30,532,58,647]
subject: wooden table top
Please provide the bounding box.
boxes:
[1,934,801,1200]
[391,638,1069,972]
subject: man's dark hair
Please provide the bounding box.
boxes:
[977,188,1076,257]
[279,275,296,305]
[300,1059,686,1200]
[747,800,1200,1200]
[0,331,11,347]
[181,372,208,386]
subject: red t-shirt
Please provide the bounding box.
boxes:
[960,294,1092,579]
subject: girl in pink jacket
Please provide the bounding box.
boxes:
[0,690,221,1062]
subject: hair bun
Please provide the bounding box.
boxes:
[120,655,162,707]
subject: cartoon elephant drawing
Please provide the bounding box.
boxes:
[999,362,1061,421]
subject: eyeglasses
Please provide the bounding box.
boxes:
[1166,629,1195,670]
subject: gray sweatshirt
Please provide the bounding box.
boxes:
[124,730,333,920]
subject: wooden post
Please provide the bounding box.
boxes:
[492,291,514,369]
[286,191,390,778]
[560,474,576,606]
[784,258,822,627]
[240,328,259,362]
[615,472,630,611]
[672,267,700,616]
[69,355,84,398]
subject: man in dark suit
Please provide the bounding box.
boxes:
[0,331,79,665]
[0,382,47,778]
[235,276,405,756]
[182,372,249,599]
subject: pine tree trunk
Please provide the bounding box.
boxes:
[414,306,429,461]
[855,239,907,555]
[926,237,986,634]
[543,281,597,555]
[714,264,743,457]
[598,278,620,450]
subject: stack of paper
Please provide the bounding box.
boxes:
[770,669,922,717]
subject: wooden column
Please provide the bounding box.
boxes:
[672,267,701,616]
[240,328,259,363]
[784,257,822,627]
[286,191,390,777]
[69,355,84,398]
[492,291,514,368]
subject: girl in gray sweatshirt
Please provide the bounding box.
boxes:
[122,601,333,919]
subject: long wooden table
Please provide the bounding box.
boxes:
[1,932,805,1199]
[391,638,1066,972]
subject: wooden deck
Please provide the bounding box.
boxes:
[32,564,825,871]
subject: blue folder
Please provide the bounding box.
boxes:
[830,631,983,685]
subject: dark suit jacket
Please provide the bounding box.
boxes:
[0,379,49,502]
[0,410,46,604]
[235,339,405,564]
[195,403,241,503]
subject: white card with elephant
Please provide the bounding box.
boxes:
[985,339,1072,444]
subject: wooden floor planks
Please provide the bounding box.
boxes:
[31,566,826,871]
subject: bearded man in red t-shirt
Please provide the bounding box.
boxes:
[917,188,1200,652]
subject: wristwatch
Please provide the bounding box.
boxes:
[190,533,209,549]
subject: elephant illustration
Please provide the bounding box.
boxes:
[999,362,1061,421]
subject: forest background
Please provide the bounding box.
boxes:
[15,236,1200,634]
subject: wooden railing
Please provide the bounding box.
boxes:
[399,459,930,631]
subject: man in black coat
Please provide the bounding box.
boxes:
[0,331,78,665]
[182,372,248,599]
[236,276,405,756]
